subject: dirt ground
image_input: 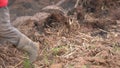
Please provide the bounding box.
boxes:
[0,0,120,68]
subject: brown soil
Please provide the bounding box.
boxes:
[0,0,120,68]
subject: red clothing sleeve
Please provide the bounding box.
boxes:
[0,0,8,7]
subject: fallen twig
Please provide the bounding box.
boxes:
[14,60,23,68]
[75,0,80,8]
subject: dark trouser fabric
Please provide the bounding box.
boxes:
[0,7,31,46]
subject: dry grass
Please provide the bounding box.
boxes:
[0,0,120,68]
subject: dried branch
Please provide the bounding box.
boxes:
[74,0,80,8]
[56,0,66,6]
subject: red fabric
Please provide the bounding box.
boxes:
[0,0,8,7]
